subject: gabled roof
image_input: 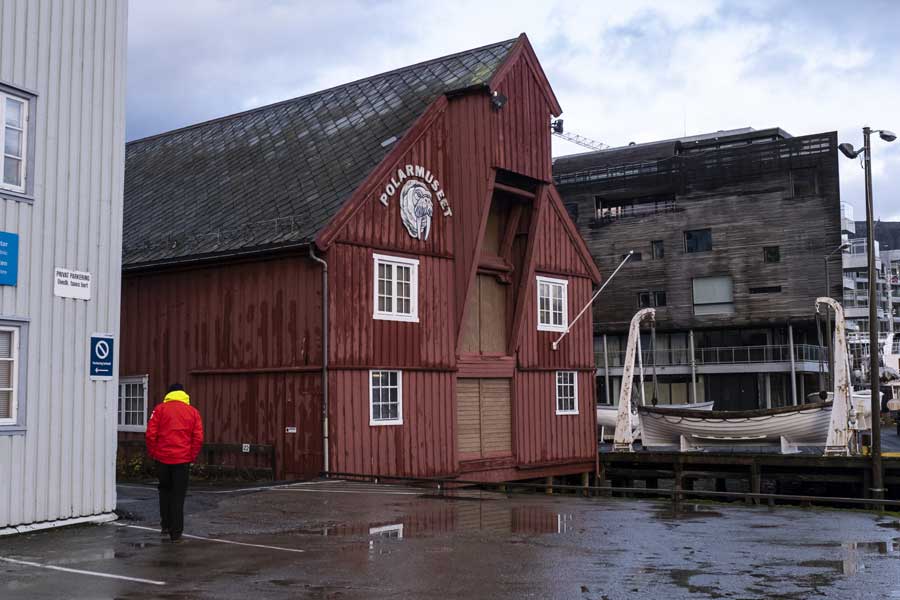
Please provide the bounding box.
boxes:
[123,38,518,268]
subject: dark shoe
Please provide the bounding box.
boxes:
[169,533,183,543]
[161,528,169,536]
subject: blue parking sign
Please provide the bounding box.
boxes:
[0,231,19,286]
[90,333,114,380]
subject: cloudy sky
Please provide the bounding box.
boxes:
[127,0,900,221]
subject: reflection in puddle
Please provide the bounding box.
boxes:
[654,503,723,520]
[799,539,900,577]
[307,504,574,540]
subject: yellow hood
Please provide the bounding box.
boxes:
[163,390,190,405]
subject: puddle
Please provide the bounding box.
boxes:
[296,504,575,539]
[653,503,723,520]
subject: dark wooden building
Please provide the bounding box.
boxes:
[119,35,601,482]
[554,128,843,410]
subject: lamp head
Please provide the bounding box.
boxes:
[490,91,508,111]
[838,142,864,159]
[551,119,564,134]
[878,130,897,143]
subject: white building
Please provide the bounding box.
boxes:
[0,0,127,533]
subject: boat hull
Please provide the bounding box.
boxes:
[639,403,833,447]
[597,402,714,437]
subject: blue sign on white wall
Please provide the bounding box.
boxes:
[0,231,19,286]
[90,333,115,380]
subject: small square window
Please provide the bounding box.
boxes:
[638,292,652,308]
[370,370,402,426]
[653,291,667,307]
[684,229,712,253]
[537,276,568,332]
[792,168,818,197]
[373,254,419,322]
[118,376,149,432]
[555,371,578,415]
[651,240,664,259]
[764,246,780,263]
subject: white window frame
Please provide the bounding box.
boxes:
[369,369,403,426]
[0,326,19,426]
[536,275,568,332]
[0,92,28,194]
[117,375,149,432]
[555,370,579,415]
[372,253,419,323]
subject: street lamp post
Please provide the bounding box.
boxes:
[839,126,897,506]
[824,243,850,390]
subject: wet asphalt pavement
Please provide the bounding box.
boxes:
[3,480,900,599]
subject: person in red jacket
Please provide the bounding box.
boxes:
[145,383,204,542]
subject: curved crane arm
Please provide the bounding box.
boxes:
[614,308,656,452]
[816,297,853,455]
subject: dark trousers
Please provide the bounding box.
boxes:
[157,462,190,539]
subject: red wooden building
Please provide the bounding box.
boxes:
[119,34,601,482]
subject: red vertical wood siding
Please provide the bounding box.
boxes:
[328,243,456,369]
[489,56,554,182]
[329,370,456,477]
[514,371,595,466]
[119,254,325,478]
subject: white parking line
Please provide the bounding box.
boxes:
[0,556,165,586]
[111,523,305,554]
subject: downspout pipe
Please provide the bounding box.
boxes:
[309,245,329,474]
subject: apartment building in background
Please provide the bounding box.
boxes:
[554,127,843,411]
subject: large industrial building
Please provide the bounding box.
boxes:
[0,0,127,533]
[554,127,843,411]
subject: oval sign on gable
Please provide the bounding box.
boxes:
[379,164,452,241]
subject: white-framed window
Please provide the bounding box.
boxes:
[373,253,419,322]
[555,371,578,415]
[1,92,28,193]
[369,369,402,426]
[537,275,568,332]
[0,327,19,426]
[118,375,149,432]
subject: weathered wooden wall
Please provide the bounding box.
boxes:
[120,253,324,478]
[0,0,127,529]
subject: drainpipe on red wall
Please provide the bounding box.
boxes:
[309,245,329,474]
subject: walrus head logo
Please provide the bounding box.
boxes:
[399,180,434,241]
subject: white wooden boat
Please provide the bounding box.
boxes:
[639,401,834,449]
[597,402,713,438]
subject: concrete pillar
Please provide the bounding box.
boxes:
[689,330,698,404]
[788,324,798,406]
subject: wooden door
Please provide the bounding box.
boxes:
[457,378,511,461]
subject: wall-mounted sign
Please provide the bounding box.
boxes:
[54,267,92,300]
[379,164,451,241]
[89,333,114,380]
[0,231,19,286]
